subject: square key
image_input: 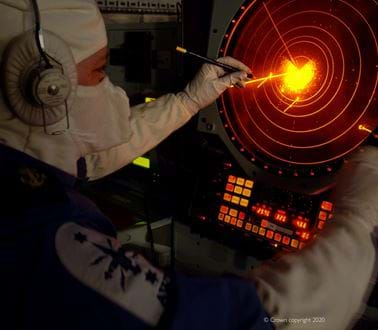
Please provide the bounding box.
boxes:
[240,198,249,207]
[245,180,254,188]
[236,177,245,186]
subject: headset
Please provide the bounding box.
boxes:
[0,0,77,134]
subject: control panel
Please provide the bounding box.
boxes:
[189,136,334,258]
[96,0,180,14]
[213,174,333,251]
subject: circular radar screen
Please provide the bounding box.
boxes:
[219,0,377,176]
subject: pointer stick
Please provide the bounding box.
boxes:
[176,46,253,79]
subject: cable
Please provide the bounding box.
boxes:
[30,0,52,68]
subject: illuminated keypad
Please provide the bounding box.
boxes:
[237,220,243,228]
[224,215,231,223]
[239,212,246,220]
[266,230,274,239]
[218,213,225,221]
[317,221,325,230]
[245,223,252,231]
[252,225,259,233]
[231,217,237,226]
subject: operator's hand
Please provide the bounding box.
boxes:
[177,57,251,114]
[249,146,378,330]
[332,146,378,230]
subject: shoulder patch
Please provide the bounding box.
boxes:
[55,222,168,326]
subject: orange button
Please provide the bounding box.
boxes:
[261,219,269,228]
[318,211,328,221]
[240,198,249,207]
[299,242,305,250]
[226,183,234,192]
[231,217,237,225]
[291,239,299,248]
[242,188,251,197]
[237,220,243,228]
[282,236,290,245]
[228,175,236,183]
[239,211,246,220]
[245,180,254,188]
[321,201,333,212]
[223,193,231,202]
[266,230,274,239]
[274,233,282,242]
[245,223,252,231]
[218,213,225,221]
[236,177,245,186]
[220,205,229,214]
[317,221,325,230]
[229,208,238,217]
[231,196,240,205]
[234,186,243,194]
[224,215,231,223]
[258,227,266,236]
[252,225,259,233]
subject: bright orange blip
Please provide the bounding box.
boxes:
[281,59,316,94]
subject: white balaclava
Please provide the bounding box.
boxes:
[0,0,120,178]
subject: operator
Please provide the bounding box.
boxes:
[0,1,376,330]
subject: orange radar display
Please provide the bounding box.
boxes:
[217,0,377,177]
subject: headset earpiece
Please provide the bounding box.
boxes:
[1,29,77,127]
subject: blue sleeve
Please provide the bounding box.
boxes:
[161,274,273,330]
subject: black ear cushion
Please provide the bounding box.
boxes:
[1,29,77,126]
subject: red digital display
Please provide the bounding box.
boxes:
[299,231,311,241]
[255,206,271,217]
[293,218,309,229]
[274,210,288,223]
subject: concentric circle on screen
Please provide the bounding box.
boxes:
[218,0,377,176]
